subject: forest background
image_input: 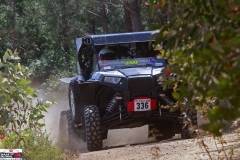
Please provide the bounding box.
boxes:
[0,0,240,159]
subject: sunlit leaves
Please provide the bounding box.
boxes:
[149,0,240,135]
[0,50,49,134]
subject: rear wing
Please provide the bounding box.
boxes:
[75,30,160,53]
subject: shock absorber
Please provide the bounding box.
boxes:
[105,93,122,117]
[106,93,121,113]
[106,94,118,113]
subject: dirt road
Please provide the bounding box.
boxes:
[79,133,240,160]
[39,83,240,160]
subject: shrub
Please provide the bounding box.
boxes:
[3,130,63,160]
[0,50,63,159]
[148,0,240,136]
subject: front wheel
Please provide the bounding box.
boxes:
[84,105,103,151]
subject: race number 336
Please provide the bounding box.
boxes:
[134,99,151,111]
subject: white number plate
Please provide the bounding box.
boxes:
[134,99,151,111]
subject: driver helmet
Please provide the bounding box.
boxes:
[98,47,115,60]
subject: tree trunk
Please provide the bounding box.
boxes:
[123,0,143,32]
[100,1,109,33]
[123,1,133,32]
[60,0,70,66]
[89,19,96,34]
[8,0,17,49]
[86,0,96,34]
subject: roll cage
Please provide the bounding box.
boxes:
[76,30,160,80]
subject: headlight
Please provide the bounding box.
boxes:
[152,68,164,75]
[103,76,122,84]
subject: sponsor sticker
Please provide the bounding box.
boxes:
[0,149,23,160]
[124,59,139,65]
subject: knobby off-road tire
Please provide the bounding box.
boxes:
[66,110,76,149]
[181,129,193,139]
[68,86,82,123]
[188,110,198,126]
[59,110,87,152]
[84,105,103,151]
[149,124,175,141]
[58,110,75,150]
[181,110,198,139]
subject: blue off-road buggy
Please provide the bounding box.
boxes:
[65,31,197,151]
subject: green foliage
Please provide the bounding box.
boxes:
[3,130,63,160]
[28,49,76,79]
[0,50,49,132]
[0,0,125,78]
[148,0,240,135]
[0,50,62,159]
[41,70,74,92]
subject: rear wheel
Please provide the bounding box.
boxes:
[68,86,82,123]
[161,131,175,140]
[181,110,198,139]
[58,110,87,151]
[58,110,75,149]
[84,105,103,151]
[181,127,192,139]
[149,124,175,140]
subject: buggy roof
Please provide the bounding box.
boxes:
[76,30,159,53]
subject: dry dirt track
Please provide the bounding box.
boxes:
[37,82,240,160]
[79,133,240,160]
